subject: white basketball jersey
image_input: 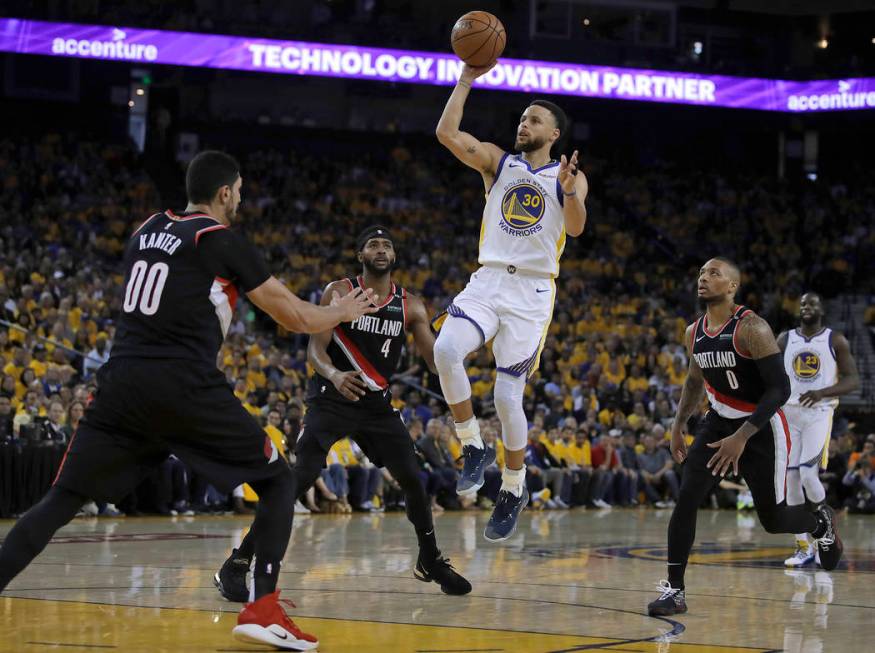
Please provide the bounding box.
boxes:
[784,327,839,409]
[478,153,567,278]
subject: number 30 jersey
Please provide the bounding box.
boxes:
[112,210,270,366]
[311,276,409,407]
[478,153,568,278]
[690,305,767,420]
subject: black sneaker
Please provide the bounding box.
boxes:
[647,580,687,616]
[814,504,843,571]
[484,486,529,542]
[414,552,472,595]
[214,549,251,602]
[457,444,496,497]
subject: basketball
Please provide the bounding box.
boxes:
[451,11,506,67]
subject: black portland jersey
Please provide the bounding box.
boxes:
[691,305,766,419]
[310,277,409,407]
[112,210,269,366]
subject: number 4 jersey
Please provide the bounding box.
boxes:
[690,305,767,420]
[309,276,409,410]
[112,210,270,365]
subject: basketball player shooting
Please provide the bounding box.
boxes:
[779,292,859,567]
[434,61,588,541]
[647,258,843,617]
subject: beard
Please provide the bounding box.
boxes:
[362,257,393,276]
[800,314,820,326]
[515,135,548,153]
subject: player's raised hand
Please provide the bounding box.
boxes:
[330,370,368,401]
[331,287,378,321]
[460,61,497,84]
[558,149,579,194]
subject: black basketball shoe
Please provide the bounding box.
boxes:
[214,548,251,603]
[814,504,843,571]
[647,580,687,616]
[414,552,472,595]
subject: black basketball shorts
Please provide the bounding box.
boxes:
[54,357,287,502]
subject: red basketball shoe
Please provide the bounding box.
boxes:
[232,591,319,651]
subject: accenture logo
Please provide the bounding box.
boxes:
[788,79,875,111]
[51,27,158,61]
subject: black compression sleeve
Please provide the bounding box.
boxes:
[196,228,270,292]
[748,352,791,429]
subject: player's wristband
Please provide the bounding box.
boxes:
[563,189,577,197]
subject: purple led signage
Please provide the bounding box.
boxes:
[1,18,874,112]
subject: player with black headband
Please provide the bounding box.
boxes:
[647,257,843,617]
[215,225,471,602]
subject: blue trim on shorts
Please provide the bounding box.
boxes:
[496,366,525,378]
[447,303,485,346]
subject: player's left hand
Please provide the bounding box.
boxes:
[706,432,749,477]
[558,149,579,194]
[799,389,824,407]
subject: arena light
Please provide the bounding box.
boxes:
[0,18,874,113]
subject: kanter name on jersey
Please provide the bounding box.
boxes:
[138,231,182,255]
[349,315,403,337]
[693,350,737,369]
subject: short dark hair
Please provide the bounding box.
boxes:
[185,150,240,204]
[712,256,741,282]
[528,99,569,154]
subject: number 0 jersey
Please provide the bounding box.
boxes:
[690,305,767,420]
[112,210,270,366]
[783,327,839,409]
[309,277,409,408]
[478,153,567,278]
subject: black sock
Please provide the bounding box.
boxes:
[253,558,281,600]
[667,563,685,591]
[235,530,256,560]
[416,526,439,562]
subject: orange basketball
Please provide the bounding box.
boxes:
[451,11,506,67]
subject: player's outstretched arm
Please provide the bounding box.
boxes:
[435,63,504,177]
[670,324,705,463]
[247,276,376,335]
[799,332,860,406]
[305,280,369,401]
[405,293,437,374]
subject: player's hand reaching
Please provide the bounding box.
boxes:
[330,370,368,402]
[670,425,688,464]
[799,389,824,407]
[331,287,378,322]
[459,61,497,84]
[558,149,579,194]
[706,431,749,477]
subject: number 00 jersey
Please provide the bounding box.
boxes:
[478,153,567,278]
[309,277,409,408]
[112,210,270,366]
[690,305,767,420]
[783,327,839,409]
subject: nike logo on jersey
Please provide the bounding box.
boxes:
[696,335,707,342]
[508,163,523,168]
[536,288,550,293]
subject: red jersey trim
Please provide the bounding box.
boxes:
[131,212,162,238]
[704,380,757,412]
[195,224,228,245]
[357,276,396,308]
[334,327,389,389]
[401,288,409,332]
[165,208,221,223]
[732,309,754,359]
[689,317,702,353]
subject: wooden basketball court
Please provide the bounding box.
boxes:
[2,509,871,651]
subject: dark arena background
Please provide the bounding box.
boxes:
[1,1,875,651]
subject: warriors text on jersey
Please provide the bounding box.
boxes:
[478,153,567,278]
[112,210,270,366]
[691,305,766,420]
[310,276,408,408]
[784,327,839,409]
